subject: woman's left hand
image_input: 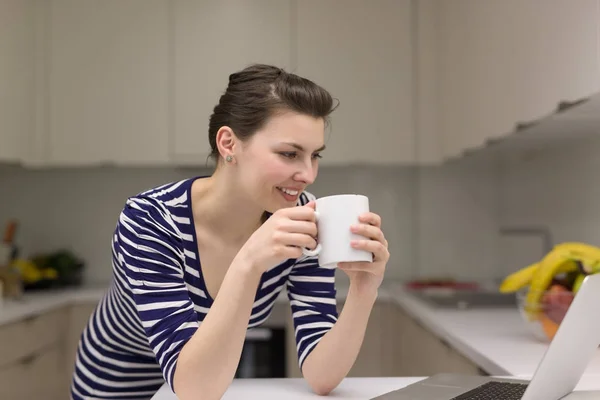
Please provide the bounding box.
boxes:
[338,212,389,296]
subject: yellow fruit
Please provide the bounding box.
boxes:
[11,258,42,284]
[572,274,586,293]
[499,263,538,293]
[525,248,577,314]
[43,268,58,280]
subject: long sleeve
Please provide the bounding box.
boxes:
[116,196,199,392]
[286,253,338,370]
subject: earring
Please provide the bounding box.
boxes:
[225,155,233,163]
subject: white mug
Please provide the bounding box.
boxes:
[302,194,373,268]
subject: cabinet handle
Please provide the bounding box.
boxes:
[20,353,38,366]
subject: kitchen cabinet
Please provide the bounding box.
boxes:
[0,0,36,164]
[285,297,480,379]
[171,0,293,166]
[436,0,600,159]
[390,303,481,376]
[42,0,171,166]
[295,0,415,166]
[0,307,67,400]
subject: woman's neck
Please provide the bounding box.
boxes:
[190,169,265,245]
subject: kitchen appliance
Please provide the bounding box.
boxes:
[235,327,287,378]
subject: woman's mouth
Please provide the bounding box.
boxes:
[277,187,300,202]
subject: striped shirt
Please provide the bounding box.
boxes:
[70,177,338,399]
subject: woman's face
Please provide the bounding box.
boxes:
[235,111,326,213]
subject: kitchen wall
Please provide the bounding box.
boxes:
[497,136,600,277]
[0,158,500,286]
[6,132,595,288]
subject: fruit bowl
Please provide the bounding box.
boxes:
[516,285,574,342]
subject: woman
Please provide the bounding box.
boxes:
[71,64,390,400]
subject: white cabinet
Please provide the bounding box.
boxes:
[436,0,600,159]
[296,0,415,166]
[0,0,36,163]
[0,307,67,400]
[44,0,170,166]
[172,0,293,165]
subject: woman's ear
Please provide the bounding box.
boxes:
[215,126,237,161]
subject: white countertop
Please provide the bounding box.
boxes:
[0,284,108,325]
[151,375,600,400]
[152,377,423,400]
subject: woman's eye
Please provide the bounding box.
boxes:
[280,152,297,159]
[312,153,322,159]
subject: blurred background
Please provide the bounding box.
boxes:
[1,0,600,399]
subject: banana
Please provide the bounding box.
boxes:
[526,250,578,310]
[500,242,600,320]
[499,263,538,293]
[572,273,586,294]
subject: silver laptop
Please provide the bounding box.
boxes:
[373,273,600,400]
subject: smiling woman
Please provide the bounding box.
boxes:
[69,64,389,400]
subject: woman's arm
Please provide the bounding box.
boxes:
[300,284,377,395]
[173,257,262,400]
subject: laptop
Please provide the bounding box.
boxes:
[372,273,600,400]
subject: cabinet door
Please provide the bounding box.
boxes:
[0,0,35,163]
[296,0,414,165]
[46,0,170,166]
[438,0,600,158]
[172,0,293,165]
[510,0,600,122]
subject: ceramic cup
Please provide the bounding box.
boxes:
[302,194,373,268]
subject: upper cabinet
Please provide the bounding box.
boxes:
[43,0,171,166]
[296,0,415,165]
[171,0,293,166]
[4,1,599,167]
[0,0,36,163]
[436,0,600,159]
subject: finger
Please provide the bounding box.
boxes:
[351,239,388,261]
[350,223,385,243]
[358,212,381,227]
[282,205,317,222]
[275,232,317,250]
[278,220,318,237]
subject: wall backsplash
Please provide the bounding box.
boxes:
[497,137,600,277]
[0,158,503,286]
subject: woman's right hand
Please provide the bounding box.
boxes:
[236,201,318,274]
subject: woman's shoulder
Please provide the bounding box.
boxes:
[121,177,197,229]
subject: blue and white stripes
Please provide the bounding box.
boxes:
[70,177,338,399]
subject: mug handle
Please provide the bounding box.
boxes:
[302,211,321,257]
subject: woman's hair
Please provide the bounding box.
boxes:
[208,64,338,163]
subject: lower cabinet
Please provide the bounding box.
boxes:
[0,301,97,400]
[284,297,482,378]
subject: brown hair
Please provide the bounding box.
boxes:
[207,64,338,163]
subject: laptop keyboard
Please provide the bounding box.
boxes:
[450,381,528,400]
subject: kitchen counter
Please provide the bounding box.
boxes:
[152,377,421,400]
[386,282,600,378]
[0,284,108,326]
[151,375,600,400]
